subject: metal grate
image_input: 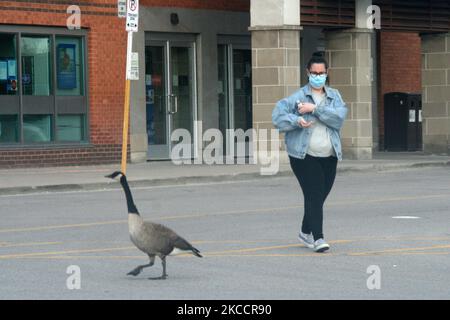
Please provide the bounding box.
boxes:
[373,0,450,32]
[301,0,355,27]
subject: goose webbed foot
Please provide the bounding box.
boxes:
[127,267,143,276]
[127,259,155,276]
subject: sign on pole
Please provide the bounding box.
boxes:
[128,52,139,80]
[118,0,126,18]
[126,0,139,32]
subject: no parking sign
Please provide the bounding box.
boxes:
[126,0,139,32]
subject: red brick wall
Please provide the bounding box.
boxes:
[0,0,249,168]
[0,1,127,168]
[378,31,422,149]
[0,145,128,167]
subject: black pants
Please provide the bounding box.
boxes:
[289,154,338,241]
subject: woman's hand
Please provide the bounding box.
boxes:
[298,117,313,128]
[298,102,316,114]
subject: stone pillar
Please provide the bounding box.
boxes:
[130,29,147,163]
[250,0,301,163]
[325,29,374,160]
[421,33,450,155]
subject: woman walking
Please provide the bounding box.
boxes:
[272,55,348,253]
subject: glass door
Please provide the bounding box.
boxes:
[145,43,167,158]
[232,49,252,133]
[145,37,196,160]
[169,43,195,158]
[218,43,252,160]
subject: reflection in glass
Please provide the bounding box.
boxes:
[23,114,52,142]
[56,37,84,96]
[0,33,18,95]
[233,49,252,132]
[0,115,18,142]
[170,46,193,138]
[57,115,85,141]
[217,45,229,138]
[21,36,52,96]
[145,45,166,145]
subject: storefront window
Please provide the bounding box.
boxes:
[0,34,18,95]
[0,115,18,143]
[0,28,88,145]
[23,114,52,142]
[57,114,85,141]
[21,35,52,96]
[56,37,84,96]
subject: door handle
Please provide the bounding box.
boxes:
[173,95,178,114]
[167,94,172,114]
[168,94,178,114]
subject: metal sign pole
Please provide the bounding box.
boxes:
[120,0,138,174]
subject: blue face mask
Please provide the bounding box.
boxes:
[309,74,327,89]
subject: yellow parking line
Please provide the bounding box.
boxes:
[2,239,450,260]
[0,193,449,234]
[0,241,61,248]
[192,240,292,245]
[397,251,450,256]
[349,244,450,256]
[8,250,450,260]
[353,236,450,242]
[205,240,353,255]
[0,242,339,259]
[18,253,332,259]
[0,220,127,234]
[206,253,336,257]
[16,255,149,260]
[2,244,450,260]
[0,244,307,260]
[0,246,135,259]
[206,243,304,255]
[0,205,298,234]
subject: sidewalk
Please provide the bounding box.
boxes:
[0,151,449,195]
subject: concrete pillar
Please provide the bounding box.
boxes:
[421,33,450,155]
[355,0,372,29]
[325,29,374,160]
[323,0,374,160]
[250,0,301,162]
[130,29,148,163]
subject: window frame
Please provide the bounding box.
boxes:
[0,25,90,147]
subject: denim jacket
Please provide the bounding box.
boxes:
[272,84,348,161]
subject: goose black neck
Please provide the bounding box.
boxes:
[119,175,139,215]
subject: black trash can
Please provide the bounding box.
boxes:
[384,92,422,151]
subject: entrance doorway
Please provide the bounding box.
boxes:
[217,37,252,159]
[145,34,197,160]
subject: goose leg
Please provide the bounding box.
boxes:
[148,256,168,280]
[127,255,155,276]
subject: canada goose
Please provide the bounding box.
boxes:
[106,171,202,280]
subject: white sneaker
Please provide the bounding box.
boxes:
[298,231,314,249]
[313,238,330,253]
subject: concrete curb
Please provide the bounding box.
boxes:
[336,160,450,173]
[0,160,449,196]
